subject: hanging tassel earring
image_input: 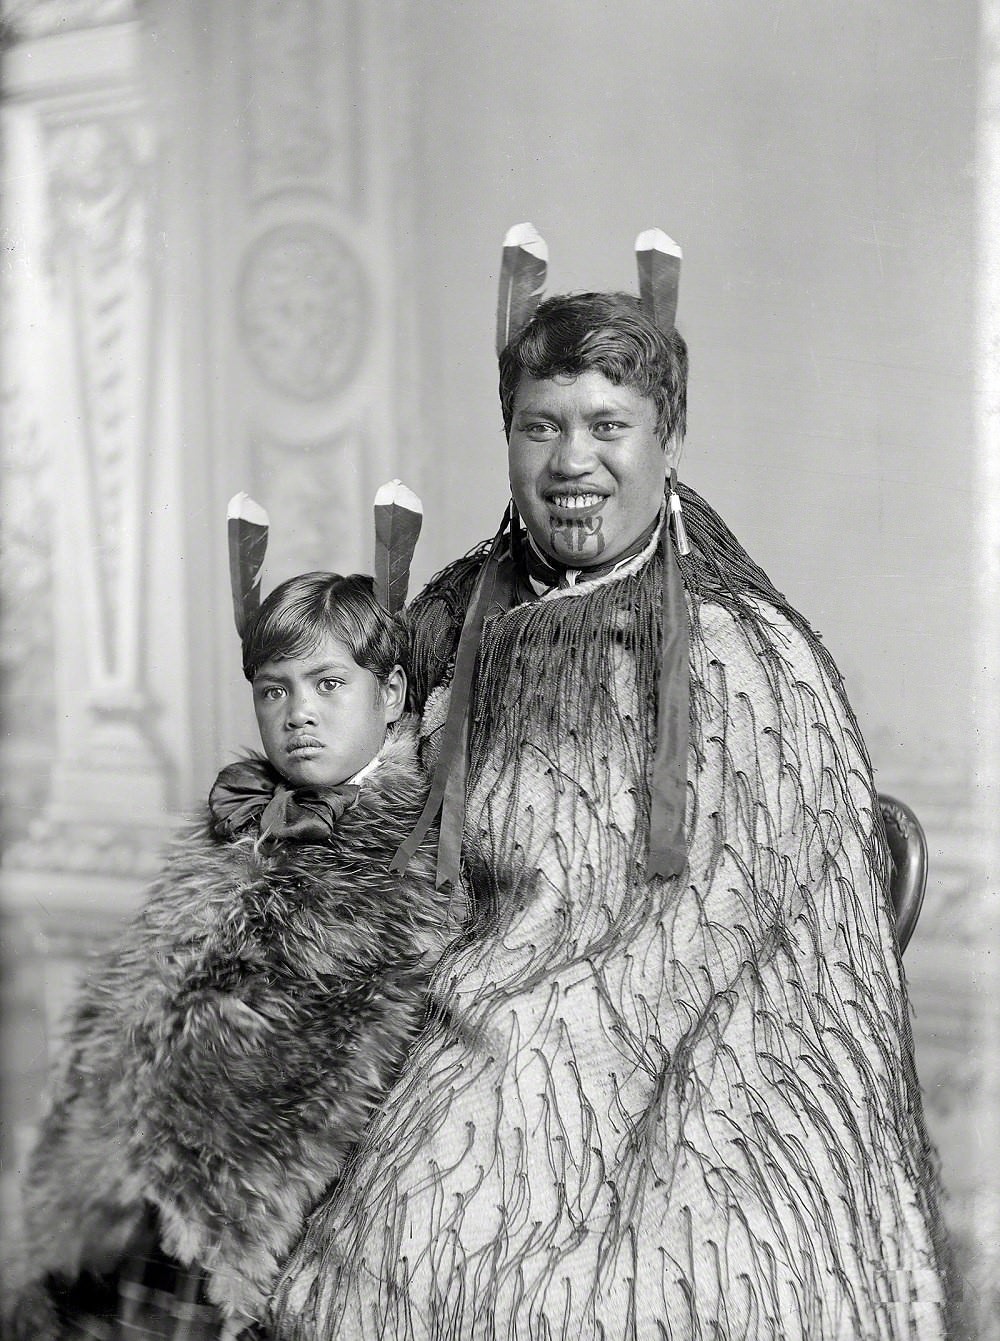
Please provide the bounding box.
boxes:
[668,468,690,557]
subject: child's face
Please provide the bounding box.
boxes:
[252,631,405,788]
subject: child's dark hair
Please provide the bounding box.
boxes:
[498,291,688,446]
[241,572,406,688]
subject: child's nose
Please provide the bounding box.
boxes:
[286,689,317,726]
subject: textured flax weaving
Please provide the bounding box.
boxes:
[271,492,948,1340]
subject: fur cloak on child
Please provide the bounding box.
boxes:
[4,715,457,1338]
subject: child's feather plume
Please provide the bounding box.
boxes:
[373,479,423,614]
[496,222,548,355]
[635,228,682,333]
[227,492,269,638]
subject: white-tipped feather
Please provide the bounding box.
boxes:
[635,228,682,260]
[227,491,269,528]
[635,228,682,334]
[496,222,548,355]
[502,222,547,257]
[373,479,423,615]
[227,492,269,639]
[374,479,423,516]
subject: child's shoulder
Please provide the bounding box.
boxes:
[345,713,428,832]
[114,716,428,940]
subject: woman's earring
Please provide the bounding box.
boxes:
[668,469,690,556]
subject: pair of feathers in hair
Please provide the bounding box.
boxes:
[495,221,681,355]
[228,480,423,639]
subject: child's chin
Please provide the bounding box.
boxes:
[284,759,349,789]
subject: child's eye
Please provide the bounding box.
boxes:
[259,685,285,701]
[317,677,343,693]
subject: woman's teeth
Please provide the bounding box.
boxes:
[550,494,602,511]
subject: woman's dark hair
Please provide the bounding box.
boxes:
[498,291,688,445]
[241,571,406,686]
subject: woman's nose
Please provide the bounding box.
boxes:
[551,427,596,477]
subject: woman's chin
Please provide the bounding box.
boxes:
[552,540,607,568]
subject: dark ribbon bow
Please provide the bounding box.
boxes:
[209,757,360,844]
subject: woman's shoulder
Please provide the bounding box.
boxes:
[695,593,845,691]
[693,593,870,786]
[411,543,494,610]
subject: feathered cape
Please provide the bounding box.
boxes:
[5,718,456,1336]
[269,509,950,1340]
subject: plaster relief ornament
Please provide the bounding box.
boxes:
[238,221,369,401]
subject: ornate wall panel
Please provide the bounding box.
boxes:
[1,12,179,911]
[244,0,358,206]
[0,1,186,1230]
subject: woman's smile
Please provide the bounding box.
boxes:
[508,370,678,569]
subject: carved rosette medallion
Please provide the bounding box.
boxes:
[238,222,369,401]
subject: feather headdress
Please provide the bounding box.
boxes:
[227,482,423,643]
[496,222,548,355]
[373,479,423,615]
[635,228,682,334]
[227,492,269,639]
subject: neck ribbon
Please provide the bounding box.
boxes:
[209,758,359,845]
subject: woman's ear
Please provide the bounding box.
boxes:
[383,665,407,723]
[664,433,684,473]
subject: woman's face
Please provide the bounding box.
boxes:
[507,371,679,569]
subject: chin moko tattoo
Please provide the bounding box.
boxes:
[550,515,606,556]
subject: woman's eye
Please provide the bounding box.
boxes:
[593,420,625,436]
[520,421,556,441]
